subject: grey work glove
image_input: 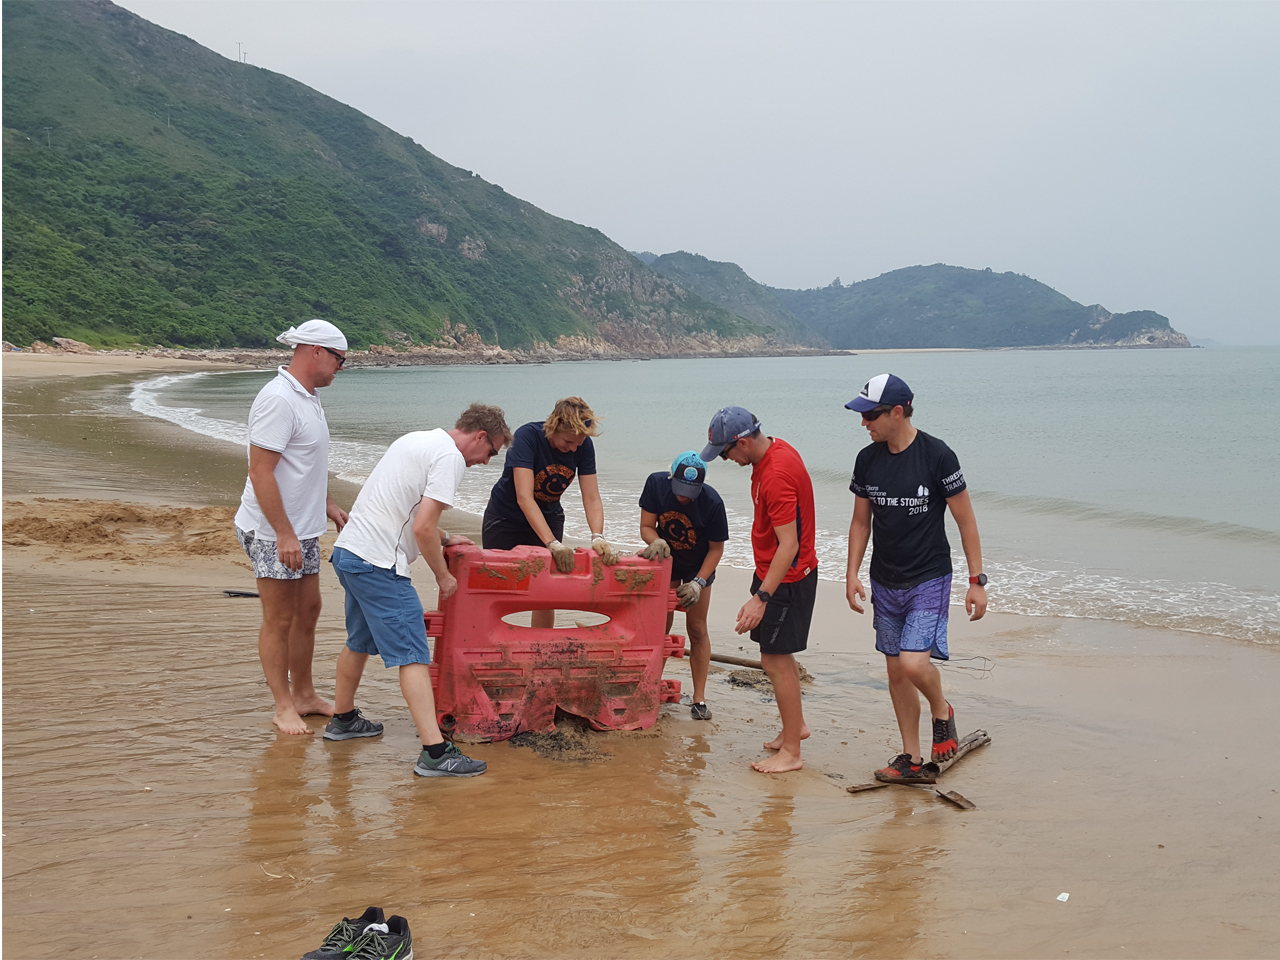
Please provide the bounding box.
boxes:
[592,535,620,566]
[637,538,671,561]
[675,580,703,609]
[547,539,576,573]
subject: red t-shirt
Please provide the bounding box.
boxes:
[750,437,818,583]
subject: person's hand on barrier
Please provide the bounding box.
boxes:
[847,576,866,614]
[592,535,620,566]
[437,571,459,603]
[676,580,702,609]
[637,538,671,561]
[547,539,576,573]
[447,535,474,547]
[277,531,304,572]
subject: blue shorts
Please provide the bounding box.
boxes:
[871,574,951,660]
[331,546,431,668]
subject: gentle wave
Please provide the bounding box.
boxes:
[129,373,1280,646]
[128,373,390,486]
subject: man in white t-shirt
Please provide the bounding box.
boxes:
[323,402,511,779]
[234,319,350,735]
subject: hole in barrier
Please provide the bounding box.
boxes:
[500,610,612,628]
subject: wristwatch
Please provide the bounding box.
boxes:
[693,576,708,589]
[756,589,773,604]
[969,573,988,586]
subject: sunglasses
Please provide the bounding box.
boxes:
[861,406,892,421]
[485,435,501,458]
[321,346,346,368]
[719,438,740,460]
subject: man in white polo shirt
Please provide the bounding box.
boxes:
[234,319,350,735]
[323,402,511,779]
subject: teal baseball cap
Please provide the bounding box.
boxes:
[670,451,708,499]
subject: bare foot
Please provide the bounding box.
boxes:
[752,748,803,773]
[763,724,810,751]
[273,709,314,735]
[292,694,334,717]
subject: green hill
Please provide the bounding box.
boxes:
[2,0,757,350]
[645,251,828,347]
[772,265,1187,349]
[646,252,1188,349]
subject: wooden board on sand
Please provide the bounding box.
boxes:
[845,729,991,796]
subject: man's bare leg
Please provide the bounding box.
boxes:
[763,655,811,750]
[400,662,445,745]
[333,647,369,714]
[685,587,712,704]
[287,573,333,717]
[886,652,949,762]
[531,609,555,629]
[753,652,805,773]
[257,578,311,735]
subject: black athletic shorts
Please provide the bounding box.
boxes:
[481,505,564,551]
[749,569,818,655]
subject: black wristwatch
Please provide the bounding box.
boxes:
[756,589,773,604]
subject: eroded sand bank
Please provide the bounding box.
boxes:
[4,368,1279,959]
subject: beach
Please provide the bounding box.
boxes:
[4,355,1280,959]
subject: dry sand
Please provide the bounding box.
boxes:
[4,362,1279,959]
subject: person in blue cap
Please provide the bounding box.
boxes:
[844,373,987,785]
[702,406,819,774]
[637,452,730,720]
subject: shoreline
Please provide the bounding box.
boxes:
[3,337,1191,378]
[5,357,1279,958]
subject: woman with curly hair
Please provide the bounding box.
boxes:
[481,397,621,628]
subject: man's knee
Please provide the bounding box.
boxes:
[897,653,935,684]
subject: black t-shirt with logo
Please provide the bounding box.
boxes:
[850,430,967,589]
[486,421,597,526]
[638,471,730,582]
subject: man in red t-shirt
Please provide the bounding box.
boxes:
[701,406,818,773]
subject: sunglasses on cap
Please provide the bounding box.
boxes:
[861,406,893,421]
[321,346,346,367]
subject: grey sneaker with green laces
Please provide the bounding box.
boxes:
[413,741,487,778]
[323,709,384,741]
[300,905,385,960]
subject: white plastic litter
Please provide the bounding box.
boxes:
[1057,893,1070,902]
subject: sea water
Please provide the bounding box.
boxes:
[132,348,1280,644]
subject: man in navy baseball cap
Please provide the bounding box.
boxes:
[845,373,914,414]
[700,406,763,462]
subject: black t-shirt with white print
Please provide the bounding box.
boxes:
[850,430,967,589]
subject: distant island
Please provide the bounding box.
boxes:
[642,252,1189,350]
[2,1,1187,355]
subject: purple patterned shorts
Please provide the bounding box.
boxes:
[871,574,951,660]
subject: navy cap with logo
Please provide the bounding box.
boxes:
[669,451,708,499]
[700,406,762,461]
[845,373,914,413]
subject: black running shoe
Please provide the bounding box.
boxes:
[931,703,958,763]
[347,915,412,960]
[300,906,385,960]
[690,702,712,721]
[874,753,938,784]
[323,709,384,741]
[413,742,487,778]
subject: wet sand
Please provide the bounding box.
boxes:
[4,363,1280,958]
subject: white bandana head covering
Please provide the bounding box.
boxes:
[276,319,348,351]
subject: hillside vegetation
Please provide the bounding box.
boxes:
[2,1,756,350]
[647,257,1188,350]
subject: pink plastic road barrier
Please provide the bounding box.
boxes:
[425,543,684,743]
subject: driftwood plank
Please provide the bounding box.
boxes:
[935,789,977,810]
[933,729,991,775]
[845,781,892,794]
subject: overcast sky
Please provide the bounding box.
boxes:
[119,1,1279,344]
